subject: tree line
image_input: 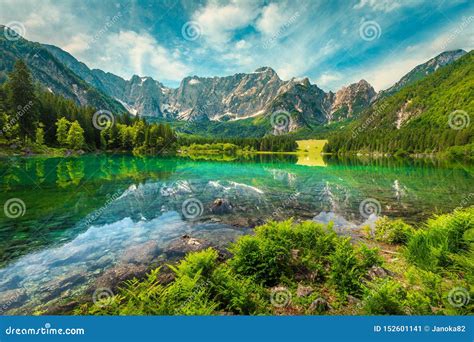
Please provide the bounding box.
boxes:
[178,135,298,152]
[0,60,177,153]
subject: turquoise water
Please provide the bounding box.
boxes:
[0,154,473,313]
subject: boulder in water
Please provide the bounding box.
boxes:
[210,198,233,215]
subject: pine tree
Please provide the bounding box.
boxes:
[7,60,38,141]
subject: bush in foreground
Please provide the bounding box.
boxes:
[75,208,473,315]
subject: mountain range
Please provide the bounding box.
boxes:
[0,25,468,135]
[44,45,378,126]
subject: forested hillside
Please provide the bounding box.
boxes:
[0,60,177,154]
[324,51,473,158]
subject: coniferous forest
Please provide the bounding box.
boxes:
[0,60,178,154]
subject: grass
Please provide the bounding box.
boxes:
[296,139,328,155]
[74,207,474,316]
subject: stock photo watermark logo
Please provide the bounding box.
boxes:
[351,102,388,139]
[359,20,382,41]
[359,198,381,219]
[182,198,204,219]
[181,21,202,41]
[86,11,123,49]
[92,287,115,308]
[92,110,115,130]
[440,15,473,50]
[4,198,26,218]
[83,190,122,227]
[447,287,470,308]
[270,110,293,134]
[5,323,85,336]
[270,287,292,308]
[1,101,34,135]
[4,21,26,41]
[262,11,301,49]
[448,110,470,130]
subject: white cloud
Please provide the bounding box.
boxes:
[343,19,473,91]
[62,33,92,54]
[256,3,287,36]
[192,0,260,46]
[315,72,343,89]
[96,31,191,82]
[353,0,403,12]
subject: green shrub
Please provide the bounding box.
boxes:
[405,207,474,271]
[357,244,384,270]
[329,238,363,296]
[403,290,432,315]
[362,279,406,315]
[210,265,269,314]
[373,217,414,244]
[170,248,219,278]
[229,220,338,286]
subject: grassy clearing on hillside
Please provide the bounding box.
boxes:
[75,207,473,316]
[296,139,328,155]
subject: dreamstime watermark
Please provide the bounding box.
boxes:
[181,21,202,41]
[177,279,211,312]
[83,190,122,226]
[456,193,473,210]
[3,198,26,218]
[3,21,26,41]
[359,20,382,41]
[92,110,115,130]
[448,110,470,130]
[5,323,85,336]
[87,11,123,48]
[270,109,293,134]
[270,192,300,220]
[352,101,388,138]
[92,287,115,308]
[447,287,470,308]
[440,16,474,50]
[182,198,204,219]
[359,198,381,219]
[270,287,292,308]
[262,11,301,49]
[0,289,24,314]
[0,101,34,136]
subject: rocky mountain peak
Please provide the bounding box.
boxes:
[329,79,376,120]
[254,66,277,75]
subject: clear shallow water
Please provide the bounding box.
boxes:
[0,154,473,313]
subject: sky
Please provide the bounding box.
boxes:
[1,0,473,91]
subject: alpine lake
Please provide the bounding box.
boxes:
[0,150,473,314]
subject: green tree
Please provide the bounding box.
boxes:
[66,121,85,150]
[7,60,38,141]
[35,126,45,145]
[55,117,71,146]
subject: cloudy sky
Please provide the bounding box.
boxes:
[1,0,473,91]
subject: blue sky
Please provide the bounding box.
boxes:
[1,0,473,91]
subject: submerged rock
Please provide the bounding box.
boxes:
[39,271,87,301]
[0,289,27,312]
[210,198,233,215]
[95,263,148,291]
[164,235,211,256]
[120,241,160,265]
